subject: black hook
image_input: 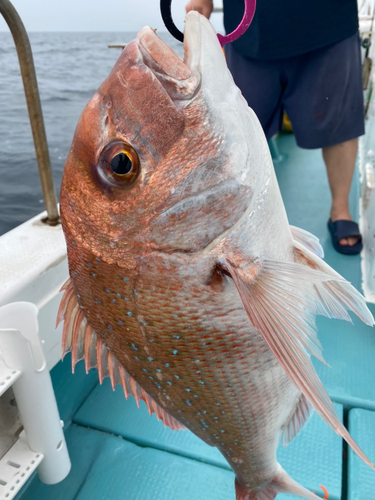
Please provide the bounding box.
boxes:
[160,0,184,42]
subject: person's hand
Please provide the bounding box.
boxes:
[185,0,213,19]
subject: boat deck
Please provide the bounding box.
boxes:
[16,134,375,500]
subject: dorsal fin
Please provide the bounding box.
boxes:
[57,279,185,431]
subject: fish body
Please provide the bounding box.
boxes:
[59,12,375,500]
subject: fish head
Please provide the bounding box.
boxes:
[61,12,266,264]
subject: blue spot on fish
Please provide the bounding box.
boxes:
[97,258,101,262]
[173,350,178,355]
[117,293,121,297]
[199,381,204,384]
[221,430,225,433]
[87,263,92,267]
[173,315,178,318]
[131,344,138,350]
[156,369,162,373]
[155,383,161,389]
[186,400,191,406]
[112,299,116,303]
[167,381,172,386]
[92,274,96,278]
[142,368,147,372]
[73,271,78,275]
[165,363,169,367]
[118,321,124,326]
[185,389,191,392]
[77,295,81,299]
[149,339,154,342]
[124,297,129,301]
[94,298,101,304]
[149,376,153,380]
[107,325,113,330]
[127,312,132,317]
[106,289,111,293]
[123,277,129,281]
[172,335,179,339]
[135,357,139,360]
[147,357,153,361]
[174,375,179,379]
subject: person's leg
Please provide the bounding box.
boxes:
[322,138,359,246]
[225,44,284,140]
[283,33,364,252]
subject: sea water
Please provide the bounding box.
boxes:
[0,31,184,235]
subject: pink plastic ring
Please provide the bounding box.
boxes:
[217,0,256,47]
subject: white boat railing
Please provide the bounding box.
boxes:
[0,213,70,499]
[0,302,71,499]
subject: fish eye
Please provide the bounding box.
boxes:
[98,142,139,187]
[110,153,132,175]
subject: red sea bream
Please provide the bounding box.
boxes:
[57,12,375,500]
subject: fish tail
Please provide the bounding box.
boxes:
[235,465,322,500]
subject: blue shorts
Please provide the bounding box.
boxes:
[225,33,364,149]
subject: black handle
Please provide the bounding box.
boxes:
[160,0,184,42]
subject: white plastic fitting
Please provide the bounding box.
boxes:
[0,302,71,484]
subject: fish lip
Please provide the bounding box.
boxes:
[135,23,201,103]
[183,11,202,72]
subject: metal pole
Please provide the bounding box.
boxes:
[0,0,59,225]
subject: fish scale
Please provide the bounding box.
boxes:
[66,236,300,488]
[58,11,375,500]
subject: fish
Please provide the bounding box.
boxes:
[57,11,375,500]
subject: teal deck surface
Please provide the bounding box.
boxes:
[274,135,375,411]
[19,424,236,500]
[74,379,343,499]
[17,134,375,500]
[348,409,375,500]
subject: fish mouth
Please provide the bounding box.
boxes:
[136,12,204,103]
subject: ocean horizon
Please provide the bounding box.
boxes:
[0,31,184,235]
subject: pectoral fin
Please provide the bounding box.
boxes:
[223,255,375,470]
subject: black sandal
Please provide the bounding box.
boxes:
[327,219,363,255]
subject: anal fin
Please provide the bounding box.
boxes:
[57,278,185,431]
[282,394,313,447]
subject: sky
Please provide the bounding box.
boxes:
[0,0,224,32]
